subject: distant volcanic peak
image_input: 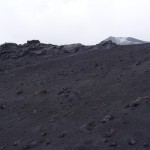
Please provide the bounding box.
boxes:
[103,36,149,45]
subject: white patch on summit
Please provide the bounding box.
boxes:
[102,36,149,45]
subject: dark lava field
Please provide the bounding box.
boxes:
[0,40,150,150]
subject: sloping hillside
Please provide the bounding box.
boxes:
[0,41,150,150]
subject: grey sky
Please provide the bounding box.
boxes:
[0,0,150,45]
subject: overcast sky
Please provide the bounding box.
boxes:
[0,0,150,45]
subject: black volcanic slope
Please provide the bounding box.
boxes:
[0,41,150,150]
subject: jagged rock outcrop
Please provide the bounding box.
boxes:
[0,41,86,61]
[27,40,40,45]
[100,40,117,49]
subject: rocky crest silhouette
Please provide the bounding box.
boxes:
[0,39,150,150]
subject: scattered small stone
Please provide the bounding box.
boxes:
[109,142,117,147]
[58,88,69,95]
[125,97,142,109]
[13,140,20,146]
[94,63,99,67]
[64,94,69,98]
[131,102,140,108]
[23,145,30,149]
[130,97,141,107]
[145,70,149,73]
[102,138,108,143]
[33,110,37,114]
[0,105,6,110]
[143,142,149,148]
[128,139,136,145]
[34,90,48,95]
[101,113,114,123]
[23,140,39,149]
[0,146,5,150]
[50,119,55,122]
[41,90,47,94]
[69,103,73,106]
[59,131,67,138]
[105,128,116,138]
[58,91,64,95]
[16,90,23,95]
[42,132,47,136]
[136,61,141,66]
[80,121,96,133]
[62,112,70,117]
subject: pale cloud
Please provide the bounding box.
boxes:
[0,0,150,45]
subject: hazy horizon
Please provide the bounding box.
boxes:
[0,0,150,45]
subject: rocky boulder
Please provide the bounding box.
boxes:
[27,40,40,45]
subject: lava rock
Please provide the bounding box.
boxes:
[143,142,149,148]
[34,90,48,95]
[109,142,117,147]
[101,113,114,123]
[128,139,136,145]
[16,90,23,95]
[58,131,67,138]
[102,138,108,143]
[0,105,6,110]
[130,97,141,107]
[105,128,116,138]
[80,121,96,133]
[0,146,5,150]
[27,40,40,45]
[13,140,20,146]
[23,140,39,149]
[41,132,47,136]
